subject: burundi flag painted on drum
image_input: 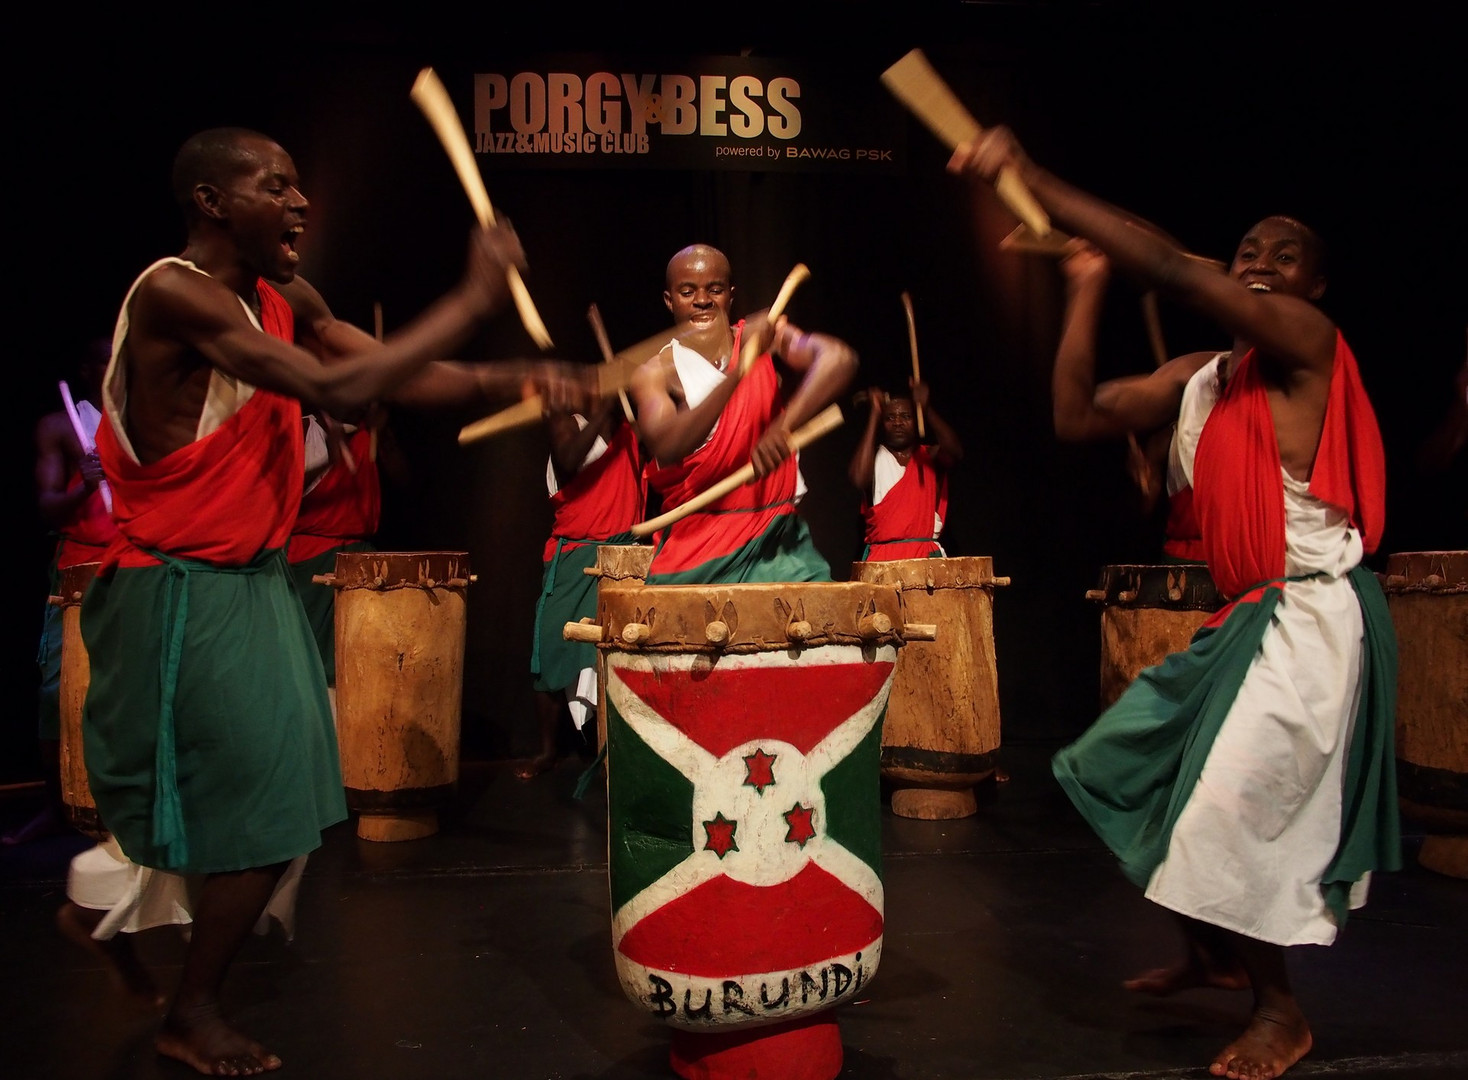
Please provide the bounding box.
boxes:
[605,645,895,1031]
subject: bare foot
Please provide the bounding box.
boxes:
[155,1003,282,1076]
[512,752,556,780]
[56,902,166,1010]
[2,806,68,846]
[1124,958,1250,996]
[1209,1006,1312,1079]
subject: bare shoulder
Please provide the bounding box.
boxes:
[35,409,75,446]
[129,261,239,332]
[1158,350,1221,384]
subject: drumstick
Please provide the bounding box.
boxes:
[900,291,925,439]
[881,48,1051,237]
[630,404,844,538]
[1000,223,1229,275]
[587,303,636,423]
[410,67,554,350]
[739,263,811,375]
[370,301,383,462]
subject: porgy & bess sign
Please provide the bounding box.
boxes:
[469,54,906,172]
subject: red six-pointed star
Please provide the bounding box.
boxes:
[743,748,777,794]
[783,803,817,848]
[703,811,738,859]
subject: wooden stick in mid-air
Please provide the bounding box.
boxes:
[900,291,926,439]
[881,48,1051,237]
[587,303,636,424]
[410,67,553,349]
[739,263,812,374]
[630,403,844,538]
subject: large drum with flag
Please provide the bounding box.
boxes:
[584,543,655,756]
[1085,563,1223,709]
[1383,551,1468,878]
[574,580,912,1080]
[55,561,106,840]
[851,556,1007,820]
[323,551,472,842]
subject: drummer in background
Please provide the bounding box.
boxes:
[848,380,963,561]
[1051,238,1220,563]
[7,338,118,848]
[630,243,857,585]
[520,394,645,778]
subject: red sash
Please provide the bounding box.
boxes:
[861,444,948,560]
[542,421,645,560]
[1194,332,1385,605]
[288,426,381,562]
[1160,485,1206,563]
[98,278,304,570]
[54,465,119,568]
[646,324,798,574]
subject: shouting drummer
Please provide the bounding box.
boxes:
[848,379,963,561]
[629,243,857,584]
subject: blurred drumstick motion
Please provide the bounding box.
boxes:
[410,67,553,349]
[1141,291,1169,369]
[458,316,723,445]
[900,291,926,439]
[1000,224,1228,274]
[587,303,636,424]
[740,263,811,374]
[881,48,1051,237]
[370,301,384,461]
[631,404,844,538]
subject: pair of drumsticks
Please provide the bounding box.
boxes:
[408,52,1047,536]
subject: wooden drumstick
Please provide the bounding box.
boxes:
[900,291,925,439]
[630,403,844,538]
[588,303,636,423]
[881,49,1051,237]
[369,301,384,462]
[739,263,811,375]
[410,67,553,349]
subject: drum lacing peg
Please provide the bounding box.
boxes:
[705,620,730,647]
[902,622,938,641]
[563,618,604,643]
[989,576,1012,588]
[46,594,64,608]
[621,622,651,645]
[787,620,814,642]
[1385,574,1408,589]
[311,574,337,586]
[1117,589,1139,603]
[1425,574,1445,588]
[858,612,893,640]
[1083,589,1106,602]
[444,577,470,588]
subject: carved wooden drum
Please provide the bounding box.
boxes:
[55,561,106,839]
[1086,563,1223,710]
[324,551,472,842]
[584,543,655,756]
[1383,551,1468,878]
[851,556,1007,820]
[567,580,914,1080]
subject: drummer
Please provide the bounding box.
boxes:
[629,243,857,584]
[848,380,963,561]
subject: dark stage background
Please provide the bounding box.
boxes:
[8,6,1462,781]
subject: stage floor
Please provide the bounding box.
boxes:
[3,740,1464,1080]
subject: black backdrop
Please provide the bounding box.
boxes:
[8,5,1462,779]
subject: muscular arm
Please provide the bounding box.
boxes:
[547,399,619,486]
[35,413,91,528]
[918,398,964,468]
[848,391,885,495]
[752,314,860,475]
[630,349,742,465]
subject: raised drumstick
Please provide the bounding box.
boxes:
[739,263,811,375]
[410,67,553,349]
[881,48,1051,237]
[900,291,925,439]
[587,303,636,424]
[630,404,844,538]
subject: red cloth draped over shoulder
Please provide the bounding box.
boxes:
[1161,485,1206,562]
[1193,331,1386,605]
[97,278,305,571]
[646,322,799,574]
[288,425,380,561]
[542,421,645,560]
[861,444,949,560]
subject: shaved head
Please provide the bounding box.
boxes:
[171,127,279,216]
[664,244,735,327]
[665,244,731,290]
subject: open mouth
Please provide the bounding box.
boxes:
[282,225,304,263]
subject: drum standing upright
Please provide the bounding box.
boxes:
[569,580,916,1080]
[583,543,655,756]
[324,551,472,842]
[1086,563,1223,709]
[55,561,105,839]
[1383,551,1468,878]
[851,556,1007,820]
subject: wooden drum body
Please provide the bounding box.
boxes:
[584,544,655,756]
[56,561,105,840]
[328,552,472,842]
[1086,563,1223,710]
[852,556,1007,820]
[1383,551,1468,878]
[570,581,911,1080]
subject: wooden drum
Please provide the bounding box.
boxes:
[1383,551,1468,878]
[54,561,106,840]
[1086,563,1223,710]
[324,551,472,843]
[851,556,1008,820]
[567,581,918,1080]
[582,544,655,756]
